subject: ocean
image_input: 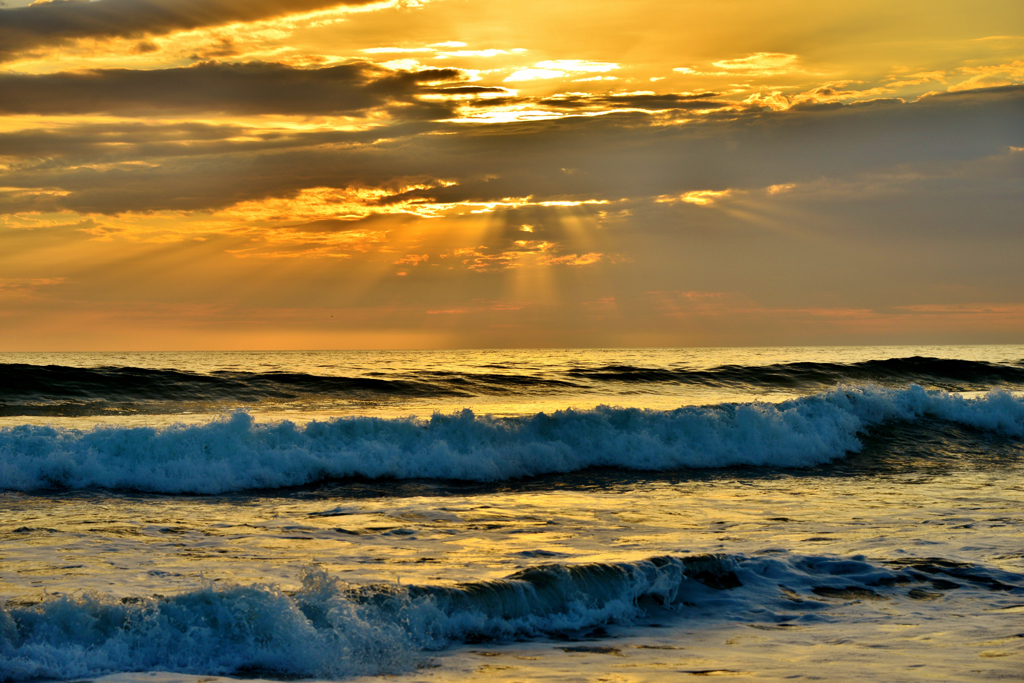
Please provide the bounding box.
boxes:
[1,346,1022,682]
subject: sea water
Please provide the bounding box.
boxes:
[1,347,1022,682]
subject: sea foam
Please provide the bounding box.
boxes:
[0,555,724,680]
[1,385,1021,494]
[2,552,1020,681]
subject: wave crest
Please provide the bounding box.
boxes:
[1,385,1021,494]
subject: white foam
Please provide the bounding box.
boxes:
[0,386,1021,493]
[3,552,1020,681]
[0,556,708,680]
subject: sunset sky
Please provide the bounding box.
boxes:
[1,0,1022,350]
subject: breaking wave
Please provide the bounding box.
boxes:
[2,552,1019,681]
[1,385,1021,494]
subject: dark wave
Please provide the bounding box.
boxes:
[0,364,456,417]
[568,356,1024,389]
[3,363,441,397]
[0,363,585,416]
[2,356,1022,417]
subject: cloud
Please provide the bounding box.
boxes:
[218,182,458,222]
[711,52,800,75]
[540,252,603,266]
[0,61,463,116]
[442,241,605,272]
[538,92,726,112]
[505,60,619,82]
[948,60,1024,92]
[0,0,378,62]
[657,190,733,206]
[1,85,1020,218]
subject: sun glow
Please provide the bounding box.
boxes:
[2,0,1022,349]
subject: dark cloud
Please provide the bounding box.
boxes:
[0,121,418,169]
[1,86,1020,216]
[0,61,462,116]
[539,92,727,111]
[188,36,238,61]
[0,0,375,62]
[0,190,65,215]
[279,214,418,233]
[0,120,455,183]
[132,40,159,54]
[425,85,513,95]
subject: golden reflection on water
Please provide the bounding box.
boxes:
[2,466,1021,602]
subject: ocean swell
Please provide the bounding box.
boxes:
[569,356,1024,389]
[3,356,1022,418]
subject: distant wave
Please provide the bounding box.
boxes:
[568,356,1024,388]
[2,552,1019,680]
[1,385,1021,494]
[2,356,1022,417]
[0,364,470,415]
[0,363,578,416]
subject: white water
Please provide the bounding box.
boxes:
[2,385,1023,494]
[5,551,1021,682]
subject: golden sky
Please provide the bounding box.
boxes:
[1,0,1022,350]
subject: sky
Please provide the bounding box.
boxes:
[1,0,1022,350]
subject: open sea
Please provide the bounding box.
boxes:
[1,346,1023,682]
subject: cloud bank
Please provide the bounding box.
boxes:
[0,0,377,61]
